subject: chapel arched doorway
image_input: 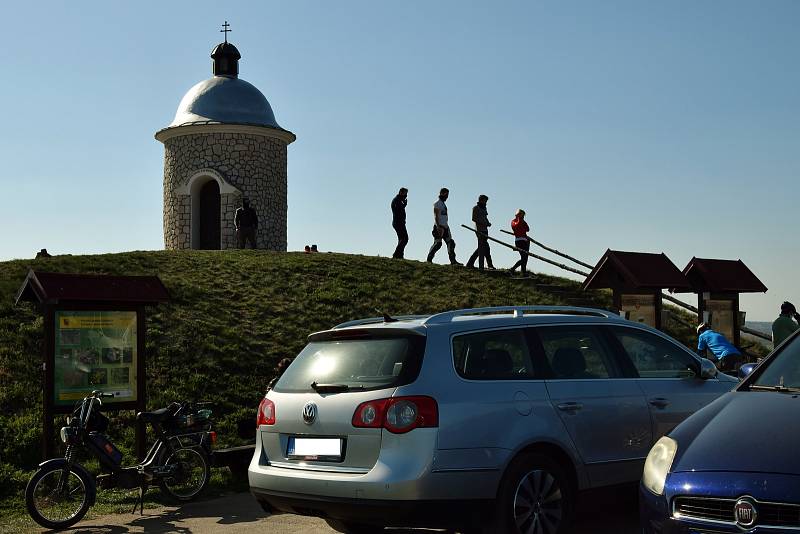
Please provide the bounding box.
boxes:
[195,180,220,250]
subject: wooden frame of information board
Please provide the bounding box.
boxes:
[698,292,740,348]
[43,303,147,459]
[615,291,662,329]
[15,270,168,461]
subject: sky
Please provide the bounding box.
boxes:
[0,1,797,320]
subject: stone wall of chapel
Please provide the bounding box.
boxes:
[162,132,288,251]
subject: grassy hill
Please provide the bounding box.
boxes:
[1,249,712,519]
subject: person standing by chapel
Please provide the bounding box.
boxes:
[426,188,460,265]
[772,301,800,347]
[391,188,409,259]
[235,198,259,249]
[509,209,531,276]
[466,194,495,271]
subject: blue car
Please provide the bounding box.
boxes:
[640,329,800,533]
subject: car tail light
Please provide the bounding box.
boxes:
[257,397,275,426]
[352,396,438,434]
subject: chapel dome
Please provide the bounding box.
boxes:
[166,75,283,129]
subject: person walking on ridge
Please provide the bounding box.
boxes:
[391,188,409,259]
[426,187,461,265]
[235,198,259,249]
[772,301,800,347]
[466,194,495,271]
[509,209,531,276]
[697,323,743,373]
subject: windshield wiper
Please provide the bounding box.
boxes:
[748,384,800,393]
[310,382,366,393]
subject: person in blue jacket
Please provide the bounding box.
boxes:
[697,323,743,372]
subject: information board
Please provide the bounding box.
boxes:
[621,294,657,327]
[705,299,735,342]
[53,311,137,406]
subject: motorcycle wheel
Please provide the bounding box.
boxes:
[25,463,92,530]
[159,446,210,501]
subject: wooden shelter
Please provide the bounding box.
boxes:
[16,270,169,459]
[675,258,767,348]
[582,250,690,329]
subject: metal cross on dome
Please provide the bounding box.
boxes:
[220,21,231,43]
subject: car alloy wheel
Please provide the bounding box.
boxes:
[493,452,573,534]
[513,468,563,534]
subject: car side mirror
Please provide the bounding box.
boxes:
[699,358,718,379]
[738,363,757,380]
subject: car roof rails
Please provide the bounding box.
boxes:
[333,315,429,329]
[423,306,616,325]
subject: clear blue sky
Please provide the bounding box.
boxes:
[1,1,797,320]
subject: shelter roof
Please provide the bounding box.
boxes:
[582,250,690,291]
[676,258,768,293]
[15,270,170,306]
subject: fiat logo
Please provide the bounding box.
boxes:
[734,498,757,528]
[302,402,317,425]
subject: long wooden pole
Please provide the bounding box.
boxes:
[661,293,697,314]
[740,325,772,342]
[460,225,590,277]
[497,229,701,315]
[468,226,773,343]
[499,229,594,270]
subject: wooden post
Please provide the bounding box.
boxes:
[733,293,741,348]
[42,305,55,461]
[136,307,147,461]
[655,290,663,330]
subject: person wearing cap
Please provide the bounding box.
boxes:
[772,301,800,347]
[466,194,495,271]
[234,198,259,249]
[697,323,743,372]
[509,209,531,276]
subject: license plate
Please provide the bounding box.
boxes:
[287,437,343,461]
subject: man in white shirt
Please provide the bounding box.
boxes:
[426,187,461,265]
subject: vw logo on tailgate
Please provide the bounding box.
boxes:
[302,402,317,425]
[734,498,757,528]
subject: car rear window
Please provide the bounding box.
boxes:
[452,328,536,379]
[273,334,425,393]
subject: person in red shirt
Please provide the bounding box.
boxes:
[509,209,531,276]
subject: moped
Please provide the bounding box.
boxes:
[25,390,215,529]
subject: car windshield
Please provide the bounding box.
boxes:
[273,335,425,393]
[751,334,800,389]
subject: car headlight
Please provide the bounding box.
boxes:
[642,436,678,495]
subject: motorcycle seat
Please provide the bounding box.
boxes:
[136,407,175,424]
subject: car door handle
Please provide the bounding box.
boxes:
[557,402,583,412]
[649,398,670,409]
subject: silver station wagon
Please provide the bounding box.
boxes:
[248,306,737,534]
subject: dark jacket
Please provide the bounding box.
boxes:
[235,207,258,229]
[391,195,407,225]
[472,203,490,233]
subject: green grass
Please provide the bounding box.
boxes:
[0,249,750,526]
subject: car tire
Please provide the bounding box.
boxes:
[489,452,574,534]
[324,519,384,533]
